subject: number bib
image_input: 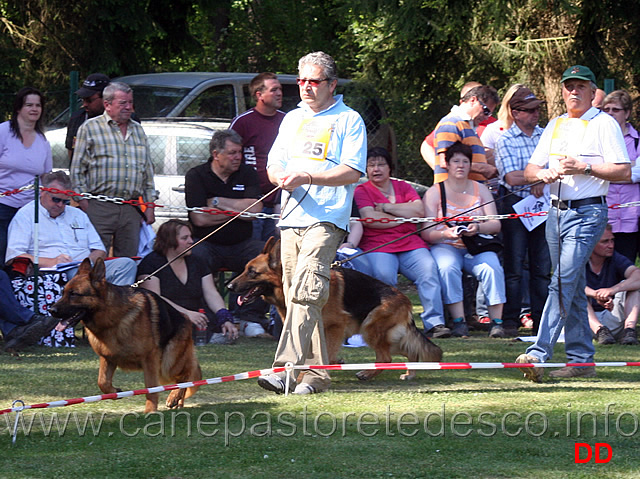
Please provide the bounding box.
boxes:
[291,118,334,161]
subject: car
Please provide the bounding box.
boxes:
[46,72,396,222]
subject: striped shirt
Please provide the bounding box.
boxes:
[495,123,543,198]
[434,105,488,183]
[70,111,156,202]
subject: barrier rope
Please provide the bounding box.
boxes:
[3,360,640,416]
[28,185,640,225]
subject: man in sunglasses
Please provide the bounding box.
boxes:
[258,51,367,396]
[65,73,110,165]
[5,171,136,285]
[432,85,500,183]
[495,86,550,338]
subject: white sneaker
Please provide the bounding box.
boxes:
[293,383,318,395]
[257,374,293,394]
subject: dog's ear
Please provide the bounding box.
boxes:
[263,236,275,254]
[268,239,281,270]
[89,257,107,284]
[77,258,93,275]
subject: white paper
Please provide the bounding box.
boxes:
[512,189,550,232]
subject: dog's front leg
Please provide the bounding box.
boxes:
[97,357,120,393]
[141,363,160,413]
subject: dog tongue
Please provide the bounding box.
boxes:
[55,320,69,332]
[237,296,244,306]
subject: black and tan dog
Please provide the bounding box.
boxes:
[50,258,201,412]
[228,237,443,380]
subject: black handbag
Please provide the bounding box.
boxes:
[438,183,503,255]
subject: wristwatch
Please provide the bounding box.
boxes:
[584,164,592,176]
[211,197,219,207]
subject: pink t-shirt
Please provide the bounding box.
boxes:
[354,179,429,253]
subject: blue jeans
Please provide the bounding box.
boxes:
[431,243,506,307]
[526,204,607,363]
[500,193,551,331]
[251,206,278,242]
[0,269,33,336]
[367,248,444,331]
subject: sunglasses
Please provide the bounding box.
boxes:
[602,107,625,113]
[478,99,492,117]
[296,78,329,87]
[514,107,540,114]
[50,197,71,206]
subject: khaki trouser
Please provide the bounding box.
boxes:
[273,223,343,391]
[87,200,141,257]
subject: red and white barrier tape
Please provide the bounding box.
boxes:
[3,361,640,416]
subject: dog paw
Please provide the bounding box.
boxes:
[166,390,185,409]
[356,370,373,381]
[399,372,415,381]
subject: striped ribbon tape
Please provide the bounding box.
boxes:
[3,361,640,416]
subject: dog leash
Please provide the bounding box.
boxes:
[132,184,281,287]
[332,180,545,267]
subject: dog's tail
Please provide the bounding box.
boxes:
[395,311,443,363]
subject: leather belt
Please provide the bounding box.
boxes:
[551,196,606,210]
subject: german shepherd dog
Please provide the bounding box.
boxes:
[228,237,443,380]
[50,258,202,412]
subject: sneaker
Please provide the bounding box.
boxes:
[503,324,520,338]
[549,366,596,379]
[293,383,318,395]
[257,374,294,394]
[515,353,544,383]
[520,313,533,329]
[595,325,616,345]
[450,321,469,338]
[477,316,491,324]
[489,322,506,339]
[619,328,639,346]
[425,324,452,339]
[4,314,60,351]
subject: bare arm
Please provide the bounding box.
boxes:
[420,140,437,170]
[190,196,263,227]
[268,164,361,191]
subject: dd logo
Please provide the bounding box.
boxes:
[574,443,612,464]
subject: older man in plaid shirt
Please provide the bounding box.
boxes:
[495,86,551,336]
[71,82,156,257]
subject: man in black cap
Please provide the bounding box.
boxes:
[65,73,110,164]
[515,65,630,382]
[495,85,550,338]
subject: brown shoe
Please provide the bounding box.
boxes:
[548,366,596,379]
[515,353,544,383]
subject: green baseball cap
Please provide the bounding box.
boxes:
[561,65,597,84]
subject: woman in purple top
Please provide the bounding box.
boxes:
[0,87,52,263]
[602,90,640,263]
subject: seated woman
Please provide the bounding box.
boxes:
[354,147,448,338]
[137,219,238,345]
[422,141,506,338]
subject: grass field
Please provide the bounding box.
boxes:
[2,305,640,478]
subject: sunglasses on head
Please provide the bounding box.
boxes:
[51,197,71,205]
[296,78,329,87]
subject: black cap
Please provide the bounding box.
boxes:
[75,73,110,98]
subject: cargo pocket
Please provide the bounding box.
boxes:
[292,261,331,305]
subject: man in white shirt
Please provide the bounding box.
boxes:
[6,171,136,285]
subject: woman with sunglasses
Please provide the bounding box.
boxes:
[601,90,640,263]
[0,87,52,264]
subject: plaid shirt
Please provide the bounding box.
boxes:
[70,111,156,202]
[495,123,543,198]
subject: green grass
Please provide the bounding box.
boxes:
[2,308,640,478]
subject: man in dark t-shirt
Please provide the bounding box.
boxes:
[185,129,269,332]
[586,225,640,345]
[229,72,285,241]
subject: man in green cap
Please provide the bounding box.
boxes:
[515,65,631,381]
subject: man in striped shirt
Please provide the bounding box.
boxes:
[71,82,156,257]
[495,86,550,337]
[433,85,499,183]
